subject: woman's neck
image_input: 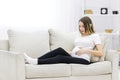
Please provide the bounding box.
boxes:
[81,33,89,37]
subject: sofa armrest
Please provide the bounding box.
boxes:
[105,50,119,80]
[0,50,25,80]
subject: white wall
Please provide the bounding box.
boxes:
[0,0,82,39]
[0,0,120,39]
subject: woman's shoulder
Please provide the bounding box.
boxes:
[90,33,101,39]
[91,33,99,37]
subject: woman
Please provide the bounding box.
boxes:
[24,16,103,65]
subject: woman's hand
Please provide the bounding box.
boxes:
[76,44,103,57]
[76,49,88,56]
[67,51,72,54]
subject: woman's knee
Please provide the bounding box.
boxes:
[57,47,64,50]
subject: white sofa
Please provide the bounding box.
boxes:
[0,29,119,80]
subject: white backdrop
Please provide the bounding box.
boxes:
[1,0,119,39]
[0,0,82,39]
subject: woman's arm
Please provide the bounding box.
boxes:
[87,44,103,57]
[76,44,103,57]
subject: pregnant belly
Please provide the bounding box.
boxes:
[71,53,91,61]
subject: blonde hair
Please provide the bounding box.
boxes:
[79,16,95,35]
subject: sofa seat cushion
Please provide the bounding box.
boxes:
[25,64,71,79]
[71,61,111,76]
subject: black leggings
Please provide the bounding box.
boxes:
[38,47,90,65]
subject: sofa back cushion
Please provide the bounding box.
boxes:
[7,29,50,58]
[49,29,76,51]
[49,29,107,62]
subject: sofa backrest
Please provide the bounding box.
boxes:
[0,29,108,62]
[0,40,9,51]
[49,29,77,51]
[7,29,50,58]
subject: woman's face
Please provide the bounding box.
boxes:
[79,21,85,35]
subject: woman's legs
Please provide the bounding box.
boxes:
[38,55,90,65]
[24,47,70,65]
[38,47,70,59]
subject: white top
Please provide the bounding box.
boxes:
[71,33,101,62]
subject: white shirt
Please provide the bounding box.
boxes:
[71,33,101,62]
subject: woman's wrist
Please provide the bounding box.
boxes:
[76,51,79,55]
[87,49,92,54]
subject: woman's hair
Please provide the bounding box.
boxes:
[79,16,95,35]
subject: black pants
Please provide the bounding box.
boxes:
[38,47,90,65]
